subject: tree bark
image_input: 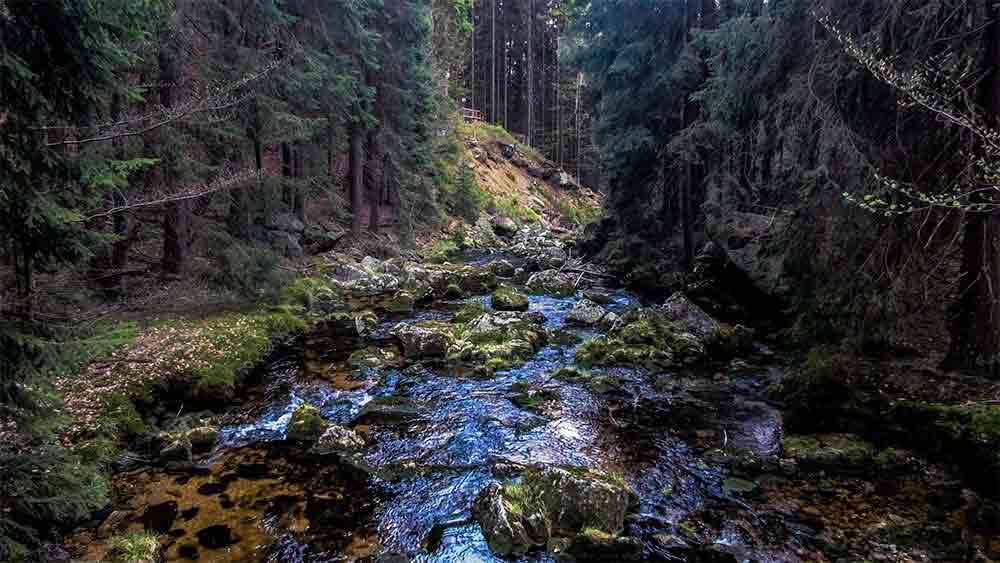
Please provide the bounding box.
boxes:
[159,40,192,277]
[945,4,1000,377]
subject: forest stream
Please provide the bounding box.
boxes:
[62,250,999,563]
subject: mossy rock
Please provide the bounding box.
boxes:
[508,382,560,411]
[525,269,577,297]
[453,303,488,324]
[444,283,465,299]
[448,312,547,374]
[287,404,330,442]
[492,286,530,312]
[782,433,876,473]
[473,464,635,558]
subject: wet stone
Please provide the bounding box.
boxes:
[141,500,178,534]
[196,524,238,549]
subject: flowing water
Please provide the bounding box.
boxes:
[75,255,995,562]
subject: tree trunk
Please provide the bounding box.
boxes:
[945,4,1000,377]
[293,145,305,223]
[349,124,365,236]
[159,41,191,277]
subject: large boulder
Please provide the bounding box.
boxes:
[391,321,455,359]
[455,266,499,294]
[492,286,530,312]
[567,299,619,328]
[487,259,517,278]
[474,465,635,558]
[575,308,705,370]
[329,257,401,297]
[449,311,547,373]
[526,270,576,298]
[286,404,330,442]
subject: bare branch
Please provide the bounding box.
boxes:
[80,168,267,221]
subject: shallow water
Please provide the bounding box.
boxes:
[75,263,996,562]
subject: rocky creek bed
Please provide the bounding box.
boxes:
[64,234,1000,562]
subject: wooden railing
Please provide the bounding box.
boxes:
[461,107,484,123]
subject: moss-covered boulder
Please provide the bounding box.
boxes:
[526,269,576,297]
[455,265,499,294]
[390,321,456,359]
[488,259,517,277]
[575,309,705,370]
[781,433,876,473]
[287,404,330,442]
[449,311,547,373]
[492,286,530,311]
[473,465,635,558]
[444,282,465,299]
[347,346,401,371]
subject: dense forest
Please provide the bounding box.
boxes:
[2,0,1000,561]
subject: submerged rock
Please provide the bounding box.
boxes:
[287,404,330,442]
[355,396,423,425]
[492,286,530,311]
[473,465,635,557]
[526,269,576,297]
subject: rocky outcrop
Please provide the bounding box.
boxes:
[706,211,790,298]
[473,465,636,557]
